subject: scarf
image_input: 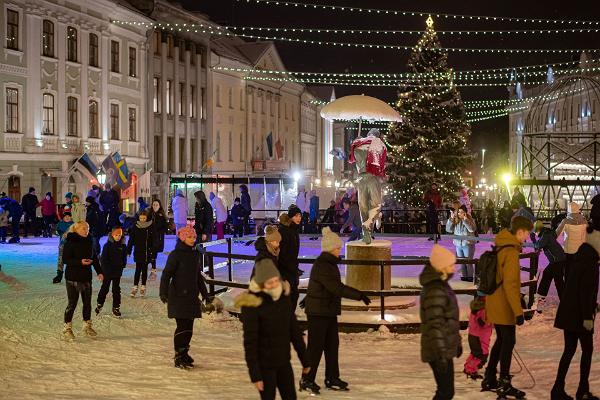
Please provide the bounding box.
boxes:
[136,220,153,229]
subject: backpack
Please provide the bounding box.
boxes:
[475,245,514,295]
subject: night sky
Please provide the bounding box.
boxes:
[182,0,600,175]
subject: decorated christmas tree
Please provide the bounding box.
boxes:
[386,16,472,206]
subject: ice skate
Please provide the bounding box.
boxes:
[464,370,483,380]
[325,377,349,391]
[149,269,157,281]
[83,320,97,337]
[8,236,20,244]
[481,371,499,392]
[62,322,75,340]
[140,285,146,297]
[531,294,545,313]
[95,303,103,315]
[130,285,138,298]
[550,386,573,400]
[577,392,599,400]
[496,375,526,399]
[299,378,321,395]
[174,351,192,369]
[112,307,121,317]
[180,348,194,366]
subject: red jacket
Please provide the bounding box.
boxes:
[39,198,57,217]
[424,189,443,209]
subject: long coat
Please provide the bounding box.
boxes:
[62,232,102,282]
[305,252,363,317]
[159,241,209,319]
[194,201,214,240]
[149,210,168,253]
[127,222,155,264]
[419,263,461,363]
[277,213,300,286]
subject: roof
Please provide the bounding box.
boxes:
[211,36,252,64]
[307,86,336,102]
[236,42,273,66]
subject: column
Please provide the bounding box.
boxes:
[25,13,42,150]
[160,32,168,173]
[101,32,110,151]
[184,41,192,172]
[274,94,280,143]
[245,86,254,162]
[195,48,202,171]
[80,29,89,142]
[139,40,148,158]
[204,39,213,171]
[173,39,180,173]
[57,21,67,146]
[147,36,155,169]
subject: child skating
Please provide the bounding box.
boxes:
[53,212,73,284]
[127,210,155,297]
[96,227,127,317]
[464,295,493,380]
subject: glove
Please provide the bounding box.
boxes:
[516,315,525,326]
[52,270,63,284]
[160,295,168,304]
[583,320,594,331]
[457,345,463,358]
[299,298,306,309]
[360,293,372,306]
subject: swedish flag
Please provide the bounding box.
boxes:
[102,152,131,190]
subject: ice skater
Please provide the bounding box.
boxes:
[0,206,8,243]
[127,210,155,297]
[231,197,245,239]
[148,199,168,280]
[531,220,567,312]
[95,227,127,317]
[463,295,493,380]
[53,212,73,284]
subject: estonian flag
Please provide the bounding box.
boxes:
[76,153,99,178]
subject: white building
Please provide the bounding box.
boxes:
[0,0,151,207]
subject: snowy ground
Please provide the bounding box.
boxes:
[0,235,599,399]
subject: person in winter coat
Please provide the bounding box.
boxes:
[512,187,527,208]
[240,184,252,235]
[0,196,23,243]
[95,227,127,317]
[531,220,567,312]
[59,192,73,220]
[321,200,336,226]
[484,200,497,234]
[236,258,310,400]
[171,189,188,232]
[278,205,302,311]
[85,196,102,256]
[127,210,155,297]
[300,227,370,394]
[21,187,39,237]
[254,225,281,265]
[53,212,73,283]
[424,183,443,210]
[512,201,536,223]
[295,185,309,234]
[0,206,8,243]
[210,192,228,240]
[148,199,168,279]
[70,194,86,223]
[464,296,493,380]
[499,201,513,229]
[137,197,149,214]
[194,190,213,244]
[309,190,320,235]
[39,192,57,238]
[100,183,120,231]
[419,244,462,400]
[556,201,587,279]
[231,197,245,238]
[446,205,477,281]
[61,221,103,339]
[159,226,210,369]
[551,243,599,400]
[482,216,533,398]
[340,200,362,241]
[426,199,441,241]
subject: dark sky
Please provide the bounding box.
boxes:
[181,0,600,172]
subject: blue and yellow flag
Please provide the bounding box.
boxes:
[102,152,130,190]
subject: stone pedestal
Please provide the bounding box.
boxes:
[345,239,392,291]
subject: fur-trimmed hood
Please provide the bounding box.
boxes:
[234,280,291,308]
[279,213,291,227]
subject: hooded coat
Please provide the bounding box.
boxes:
[171,194,188,226]
[254,236,279,264]
[127,220,155,264]
[277,213,300,286]
[194,200,214,239]
[100,234,127,278]
[556,211,588,254]
[533,227,566,263]
[485,229,523,326]
[554,243,599,333]
[419,263,461,363]
[62,232,102,282]
[159,241,209,319]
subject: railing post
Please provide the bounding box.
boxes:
[208,252,215,296]
[528,252,539,309]
[380,261,385,321]
[227,237,233,282]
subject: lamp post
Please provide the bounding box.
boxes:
[97,170,106,185]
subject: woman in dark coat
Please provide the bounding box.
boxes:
[278,206,302,310]
[240,184,252,234]
[193,190,213,244]
[499,200,513,229]
[551,242,599,400]
[159,226,209,369]
[96,226,127,317]
[420,244,462,400]
[127,210,154,297]
[148,199,168,279]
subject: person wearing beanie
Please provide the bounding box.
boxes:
[300,227,370,394]
[21,186,39,238]
[160,225,210,369]
[53,212,73,284]
[556,201,587,280]
[419,244,461,400]
[254,225,282,266]
[127,210,155,298]
[235,258,309,399]
[463,295,493,381]
[39,192,57,238]
[231,197,245,239]
[278,204,303,311]
[95,227,127,317]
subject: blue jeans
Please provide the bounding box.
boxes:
[456,244,474,279]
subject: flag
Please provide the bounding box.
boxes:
[102,152,131,190]
[137,170,151,198]
[275,139,283,159]
[330,147,347,160]
[75,153,98,179]
[202,149,218,173]
[266,132,273,158]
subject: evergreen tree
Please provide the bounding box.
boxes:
[386,16,472,206]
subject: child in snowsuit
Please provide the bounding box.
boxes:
[127,210,155,297]
[96,227,127,317]
[53,212,73,283]
[464,296,493,380]
[231,197,245,238]
[0,207,8,243]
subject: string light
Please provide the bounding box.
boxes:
[467,113,509,123]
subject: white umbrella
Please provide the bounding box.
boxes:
[320,94,402,135]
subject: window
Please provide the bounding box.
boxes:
[128,107,136,141]
[110,103,119,140]
[216,131,221,162]
[89,33,98,67]
[190,85,196,118]
[167,137,174,171]
[42,20,54,57]
[67,27,77,62]
[216,85,221,107]
[239,133,243,162]
[179,82,185,116]
[153,77,161,113]
[167,34,174,58]
[110,40,119,73]
[166,80,172,115]
[89,100,98,138]
[240,89,244,111]
[154,31,161,55]
[67,96,78,136]
[128,46,136,77]
[5,88,18,132]
[178,40,185,62]
[200,88,205,119]
[6,9,19,50]
[228,131,233,162]
[191,138,197,169]
[179,138,185,171]
[154,136,162,172]
[228,88,233,109]
[42,93,54,134]
[190,44,196,65]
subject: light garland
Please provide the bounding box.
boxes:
[467,112,509,123]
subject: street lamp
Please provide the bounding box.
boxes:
[481,149,486,169]
[97,170,106,185]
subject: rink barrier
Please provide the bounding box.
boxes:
[202,238,540,323]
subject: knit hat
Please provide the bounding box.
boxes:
[569,202,580,214]
[321,227,343,253]
[265,225,282,243]
[288,204,302,218]
[177,226,196,242]
[175,189,183,196]
[65,192,73,199]
[429,244,457,271]
[254,258,281,285]
[46,192,52,197]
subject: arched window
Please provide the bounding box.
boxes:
[42,20,54,57]
[89,100,98,138]
[67,96,78,136]
[42,93,54,134]
[67,26,77,62]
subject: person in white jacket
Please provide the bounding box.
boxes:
[171,189,188,232]
[556,202,587,278]
[209,192,227,240]
[445,205,477,281]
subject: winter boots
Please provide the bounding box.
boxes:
[8,236,20,244]
[140,285,146,297]
[325,377,349,391]
[63,322,75,340]
[531,294,546,313]
[95,303,103,315]
[577,392,600,400]
[481,369,499,392]
[299,378,321,395]
[130,285,138,297]
[83,320,97,337]
[551,385,574,400]
[174,348,193,369]
[496,375,526,399]
[112,307,121,317]
[52,270,63,284]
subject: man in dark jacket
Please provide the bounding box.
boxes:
[231,197,246,238]
[531,221,567,312]
[193,190,214,244]
[159,226,210,369]
[340,200,361,241]
[278,205,302,311]
[85,196,102,256]
[236,258,309,400]
[100,183,120,231]
[420,244,462,400]
[300,227,370,394]
[21,187,39,237]
[0,197,23,243]
[240,184,252,235]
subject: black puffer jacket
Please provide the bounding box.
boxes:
[254,237,278,264]
[419,263,461,363]
[86,202,102,237]
[194,201,214,241]
[555,243,599,333]
[149,210,168,252]
[159,240,209,319]
[236,282,308,383]
[278,213,300,286]
[127,221,155,264]
[21,193,39,214]
[100,235,127,278]
[305,252,363,317]
[62,232,102,282]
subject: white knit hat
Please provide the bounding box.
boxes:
[321,227,343,253]
[569,202,580,214]
[429,244,457,271]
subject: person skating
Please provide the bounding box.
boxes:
[127,210,155,297]
[481,216,533,399]
[21,187,39,237]
[426,199,441,241]
[531,220,567,313]
[254,225,282,265]
[0,206,8,243]
[463,295,493,380]
[159,226,210,369]
[240,184,252,235]
[340,199,361,241]
[420,244,462,400]
[70,194,86,223]
[210,192,228,240]
[39,192,57,238]
[446,205,477,281]
[61,221,103,339]
[95,227,127,317]
[0,196,23,243]
[85,196,102,256]
[171,189,188,232]
[236,258,310,399]
[148,199,168,280]
[300,227,370,394]
[193,190,213,244]
[53,212,73,284]
[556,202,587,280]
[278,205,302,312]
[231,197,245,239]
[551,242,599,400]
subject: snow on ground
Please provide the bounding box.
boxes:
[1,235,599,399]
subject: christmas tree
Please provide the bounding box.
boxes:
[386,16,472,206]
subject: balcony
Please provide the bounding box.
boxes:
[251,159,291,173]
